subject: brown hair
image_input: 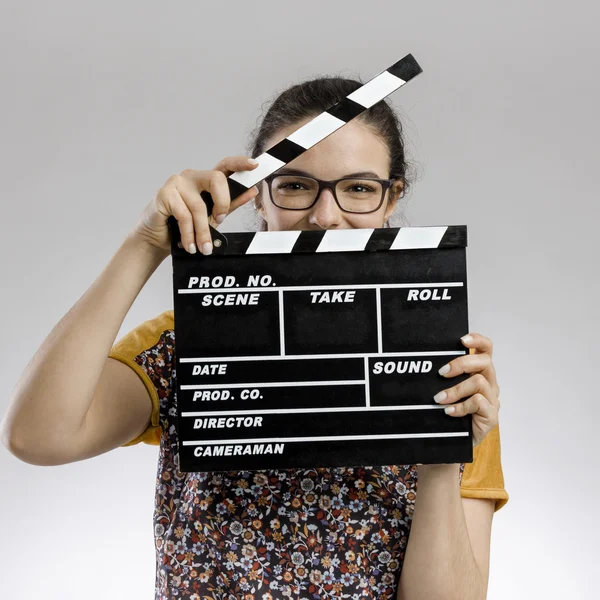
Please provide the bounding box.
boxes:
[244,75,417,231]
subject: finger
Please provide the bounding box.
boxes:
[438,352,493,378]
[438,351,499,396]
[180,169,235,225]
[213,155,260,177]
[181,168,259,225]
[166,190,198,254]
[174,176,213,254]
[213,156,261,215]
[228,184,260,215]
[444,393,496,420]
[434,372,498,409]
[460,332,493,357]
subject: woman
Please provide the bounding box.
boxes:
[2,76,508,599]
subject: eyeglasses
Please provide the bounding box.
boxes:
[264,173,397,214]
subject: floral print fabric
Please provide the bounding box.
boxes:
[126,325,469,599]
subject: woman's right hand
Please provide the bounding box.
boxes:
[131,156,260,256]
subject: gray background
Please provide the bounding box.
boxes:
[1,1,597,597]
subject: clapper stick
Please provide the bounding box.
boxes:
[198,53,423,247]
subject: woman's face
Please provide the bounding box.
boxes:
[254,118,404,231]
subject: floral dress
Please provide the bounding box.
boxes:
[109,310,509,599]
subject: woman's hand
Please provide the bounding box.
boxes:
[130,156,260,256]
[432,333,501,448]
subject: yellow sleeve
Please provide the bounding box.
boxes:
[460,423,509,512]
[108,309,174,447]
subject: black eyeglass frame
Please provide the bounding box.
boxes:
[263,173,397,214]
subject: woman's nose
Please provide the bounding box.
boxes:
[308,188,342,228]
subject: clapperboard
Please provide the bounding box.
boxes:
[168,53,473,472]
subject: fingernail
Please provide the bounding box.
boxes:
[444,406,455,414]
[461,335,473,344]
[248,158,259,165]
[215,213,227,224]
[438,364,450,376]
[202,242,212,255]
[433,391,447,403]
[188,243,196,254]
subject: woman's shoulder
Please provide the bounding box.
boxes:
[110,309,175,361]
[152,308,174,328]
[138,308,174,334]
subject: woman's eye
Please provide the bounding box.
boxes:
[278,181,307,190]
[346,184,375,193]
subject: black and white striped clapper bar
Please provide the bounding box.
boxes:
[167,53,474,472]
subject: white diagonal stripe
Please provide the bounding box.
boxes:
[390,226,448,249]
[316,228,374,252]
[347,71,405,108]
[286,112,346,149]
[245,230,302,254]
[229,153,286,188]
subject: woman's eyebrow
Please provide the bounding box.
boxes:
[275,167,382,178]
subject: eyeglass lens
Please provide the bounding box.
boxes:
[271,176,383,212]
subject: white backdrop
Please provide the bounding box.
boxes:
[1,1,597,597]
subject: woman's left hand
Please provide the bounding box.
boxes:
[433,333,500,448]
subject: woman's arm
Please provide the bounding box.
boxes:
[396,332,505,599]
[0,234,169,463]
[1,156,260,464]
[396,463,494,600]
